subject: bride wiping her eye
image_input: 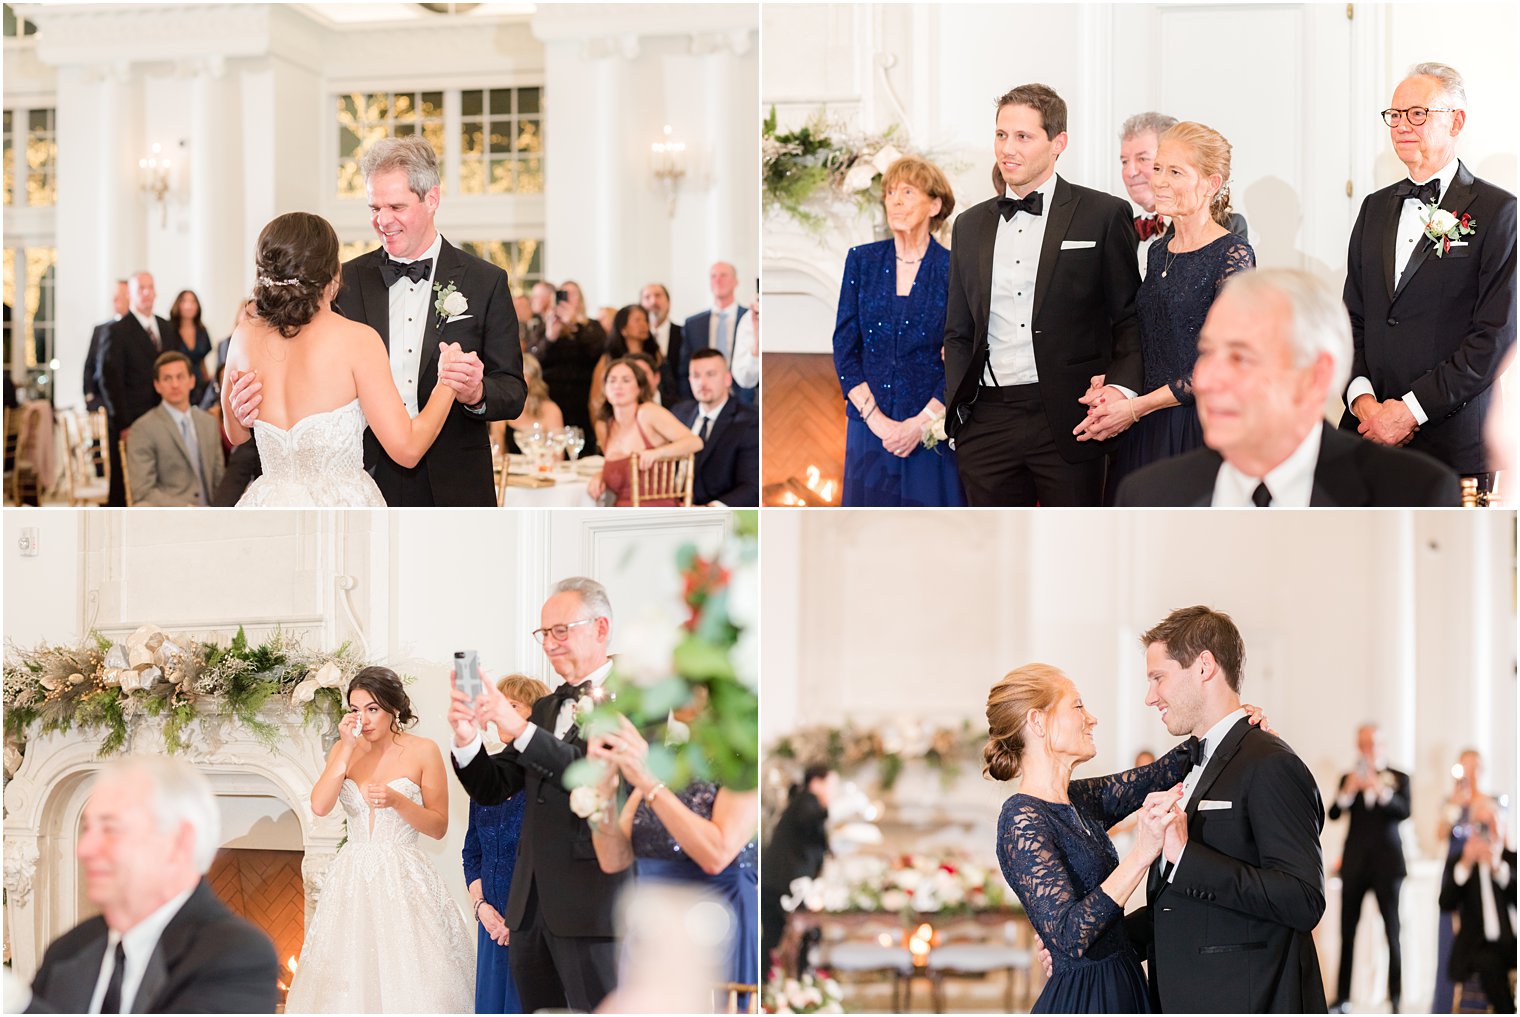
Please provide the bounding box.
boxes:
[283,668,474,1014]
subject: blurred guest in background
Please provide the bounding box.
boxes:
[591,305,662,421]
[641,282,684,404]
[1433,748,1498,1010]
[671,349,759,507]
[166,289,213,405]
[125,351,224,507]
[522,281,556,359]
[100,271,173,506]
[681,262,748,404]
[1439,795,1515,1013]
[494,352,563,455]
[85,279,128,413]
[537,279,604,454]
[761,763,836,965]
[587,358,703,507]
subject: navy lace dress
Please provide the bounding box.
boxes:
[462,792,527,1013]
[833,238,966,506]
[631,781,759,991]
[1109,233,1255,496]
[996,744,1192,1013]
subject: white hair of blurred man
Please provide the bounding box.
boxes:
[600,882,726,1013]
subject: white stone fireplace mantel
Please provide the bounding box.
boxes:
[3,703,340,983]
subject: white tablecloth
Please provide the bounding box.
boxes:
[502,475,596,507]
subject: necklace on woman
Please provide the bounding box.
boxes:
[895,239,928,265]
[1161,241,1181,279]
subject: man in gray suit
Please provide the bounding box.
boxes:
[125,351,224,506]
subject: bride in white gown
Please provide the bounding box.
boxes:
[220,211,466,506]
[284,668,474,1014]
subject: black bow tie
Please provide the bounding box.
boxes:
[1395,178,1440,206]
[997,192,1044,221]
[380,253,433,287]
[1183,736,1204,770]
[551,681,589,703]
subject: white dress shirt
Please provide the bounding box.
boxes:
[88,887,195,1014]
[708,302,740,361]
[650,316,672,359]
[387,232,444,417]
[1211,423,1322,507]
[1165,707,1249,881]
[1452,855,1514,942]
[983,173,1058,386]
[731,311,759,389]
[689,397,728,440]
[452,658,614,766]
[1344,156,1460,426]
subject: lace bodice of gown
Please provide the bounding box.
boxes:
[630,781,759,869]
[238,399,386,507]
[340,777,424,847]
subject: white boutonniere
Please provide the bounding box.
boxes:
[571,694,597,724]
[433,281,468,325]
[1418,203,1477,257]
[920,412,948,452]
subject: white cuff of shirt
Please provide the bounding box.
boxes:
[1166,845,1186,882]
[1497,861,1513,889]
[512,722,538,752]
[1454,860,1473,886]
[1401,391,1428,426]
[708,499,728,508]
[1108,384,1138,400]
[452,734,484,767]
[1346,376,1376,409]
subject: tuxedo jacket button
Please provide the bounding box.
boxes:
[1386,317,1398,326]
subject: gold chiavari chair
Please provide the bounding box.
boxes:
[629,451,694,506]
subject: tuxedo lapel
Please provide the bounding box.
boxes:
[1379,190,1401,304]
[357,252,391,350]
[1186,718,1252,821]
[1308,424,1368,507]
[1394,161,1477,302]
[1031,176,1076,324]
[422,239,467,382]
[45,931,108,1012]
[699,401,735,466]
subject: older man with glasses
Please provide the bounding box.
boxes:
[446,576,628,1014]
[1341,61,1516,496]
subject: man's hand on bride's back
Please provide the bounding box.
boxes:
[226,369,262,427]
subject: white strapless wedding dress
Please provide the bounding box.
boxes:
[236,400,386,507]
[284,778,475,1014]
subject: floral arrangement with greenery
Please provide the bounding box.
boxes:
[3,625,379,768]
[763,968,845,1014]
[768,718,983,793]
[781,851,1012,922]
[762,105,921,233]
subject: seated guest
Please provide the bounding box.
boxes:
[166,289,214,405]
[1439,798,1516,1013]
[671,349,758,506]
[587,357,703,507]
[1116,268,1461,506]
[25,756,279,1014]
[590,304,663,420]
[1119,112,1250,278]
[537,279,604,454]
[493,353,563,454]
[125,351,225,506]
[85,279,129,413]
[625,352,663,404]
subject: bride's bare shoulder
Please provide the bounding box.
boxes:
[325,312,383,348]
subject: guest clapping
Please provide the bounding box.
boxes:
[834,156,965,506]
[588,357,703,506]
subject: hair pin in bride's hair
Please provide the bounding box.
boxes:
[257,274,303,288]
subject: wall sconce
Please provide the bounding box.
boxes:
[138,142,172,227]
[650,124,686,218]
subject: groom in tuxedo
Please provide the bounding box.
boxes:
[1131,606,1328,1013]
[944,83,1142,506]
[448,577,629,1012]
[1342,61,1516,491]
[341,135,525,505]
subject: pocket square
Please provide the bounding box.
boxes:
[445,314,474,324]
[1198,799,1233,811]
[1447,240,1469,248]
[1060,240,1097,250]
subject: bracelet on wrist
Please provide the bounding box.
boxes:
[472,898,486,922]
[1128,398,1139,424]
[645,781,667,806]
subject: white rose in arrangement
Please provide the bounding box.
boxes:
[880,888,910,913]
[842,161,876,193]
[443,291,470,317]
[568,786,605,819]
[1427,208,1458,234]
[872,144,904,175]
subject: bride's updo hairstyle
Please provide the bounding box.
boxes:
[347,666,417,732]
[251,212,340,339]
[983,663,1068,782]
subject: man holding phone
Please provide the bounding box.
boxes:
[446,577,626,1012]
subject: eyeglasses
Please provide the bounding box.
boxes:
[531,618,596,644]
[1381,106,1458,127]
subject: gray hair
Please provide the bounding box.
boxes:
[359,135,441,201]
[552,576,613,632]
[1407,62,1467,108]
[100,756,222,874]
[1218,268,1352,392]
[1120,112,1178,142]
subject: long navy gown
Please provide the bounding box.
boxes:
[1108,232,1255,498]
[996,744,1191,1013]
[833,237,966,506]
[462,793,526,1013]
[631,782,759,996]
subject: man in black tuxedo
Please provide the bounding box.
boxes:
[670,349,758,506]
[1327,724,1411,1013]
[680,262,749,404]
[1438,800,1516,1013]
[99,272,173,507]
[1117,269,1460,506]
[26,756,277,1014]
[641,282,685,406]
[1131,606,1327,1013]
[1342,61,1516,491]
[85,279,128,414]
[448,577,629,1013]
[944,83,1142,506]
[338,135,525,505]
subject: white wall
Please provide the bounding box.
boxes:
[762,2,1520,354]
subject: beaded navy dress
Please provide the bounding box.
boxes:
[462,792,527,1013]
[833,238,966,506]
[631,781,759,992]
[1109,232,1255,496]
[996,744,1192,1013]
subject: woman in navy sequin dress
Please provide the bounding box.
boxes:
[986,663,1196,1013]
[587,713,759,996]
[1079,123,1254,496]
[461,674,546,1014]
[833,157,966,506]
